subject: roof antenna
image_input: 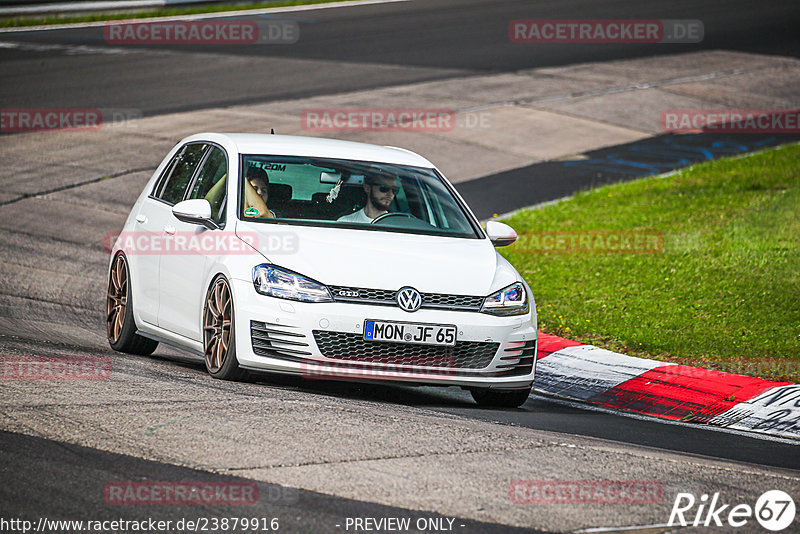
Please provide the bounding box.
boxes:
[270,128,275,134]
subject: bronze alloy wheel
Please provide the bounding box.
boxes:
[204,277,233,373]
[105,253,158,355]
[106,254,128,343]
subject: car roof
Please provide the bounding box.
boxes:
[181,133,435,168]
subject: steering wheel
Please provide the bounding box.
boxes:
[371,212,416,224]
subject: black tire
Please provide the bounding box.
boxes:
[203,275,245,381]
[106,253,158,355]
[470,386,532,408]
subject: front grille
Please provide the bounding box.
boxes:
[328,285,483,311]
[329,286,395,303]
[251,321,311,361]
[312,331,498,369]
[423,293,484,308]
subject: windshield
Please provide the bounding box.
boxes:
[238,155,482,238]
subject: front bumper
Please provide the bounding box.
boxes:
[231,278,537,389]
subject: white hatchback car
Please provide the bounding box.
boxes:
[107,133,537,407]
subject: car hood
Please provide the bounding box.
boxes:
[236,221,518,296]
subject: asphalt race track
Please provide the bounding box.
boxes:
[1,1,799,532]
[0,431,542,534]
[1,0,799,115]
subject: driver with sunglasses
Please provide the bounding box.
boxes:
[337,173,400,223]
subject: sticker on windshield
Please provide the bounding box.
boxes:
[244,207,259,217]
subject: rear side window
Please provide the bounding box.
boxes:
[187,146,228,223]
[153,143,207,205]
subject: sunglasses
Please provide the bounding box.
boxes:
[376,185,400,194]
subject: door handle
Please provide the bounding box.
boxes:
[164,226,176,235]
[136,214,147,224]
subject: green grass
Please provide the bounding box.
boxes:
[501,143,800,382]
[1,0,351,28]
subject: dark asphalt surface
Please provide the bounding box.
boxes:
[8,334,800,471]
[0,430,547,534]
[243,370,800,470]
[2,0,799,530]
[1,0,798,115]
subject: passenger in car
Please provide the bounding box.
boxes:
[244,167,276,218]
[202,172,227,221]
[204,166,277,219]
[337,173,399,223]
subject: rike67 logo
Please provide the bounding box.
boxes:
[669,490,796,531]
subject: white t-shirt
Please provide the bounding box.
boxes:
[337,208,374,224]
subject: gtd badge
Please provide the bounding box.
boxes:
[396,287,422,312]
[337,290,360,298]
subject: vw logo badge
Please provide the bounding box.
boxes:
[396,287,422,312]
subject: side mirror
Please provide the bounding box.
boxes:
[172,199,218,230]
[485,220,517,247]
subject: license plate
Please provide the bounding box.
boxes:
[364,320,457,346]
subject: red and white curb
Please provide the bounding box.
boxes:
[534,333,800,440]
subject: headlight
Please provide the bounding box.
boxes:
[253,264,333,303]
[480,282,528,316]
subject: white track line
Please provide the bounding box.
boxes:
[0,0,410,34]
[0,40,135,54]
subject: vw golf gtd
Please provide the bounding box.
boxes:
[107,133,537,407]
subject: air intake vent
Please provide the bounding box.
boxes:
[495,339,536,375]
[250,321,311,362]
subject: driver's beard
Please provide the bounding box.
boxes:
[370,191,393,211]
